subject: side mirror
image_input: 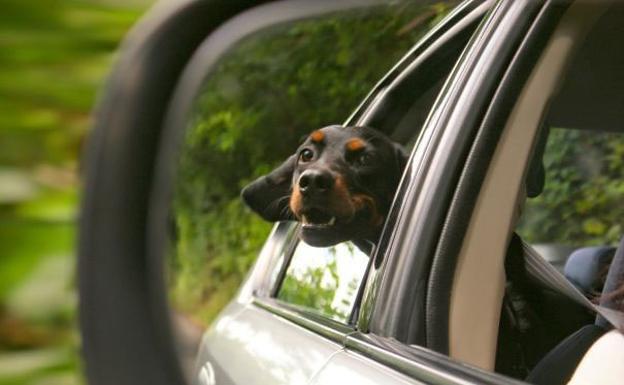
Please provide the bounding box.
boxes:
[78,1,435,384]
[78,2,253,384]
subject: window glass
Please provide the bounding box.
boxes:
[261,223,300,296]
[506,127,624,378]
[516,4,624,264]
[277,242,369,322]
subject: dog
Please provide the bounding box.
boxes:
[241,125,408,250]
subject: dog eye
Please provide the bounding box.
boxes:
[299,148,314,163]
[356,152,372,166]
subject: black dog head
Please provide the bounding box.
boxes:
[242,125,407,247]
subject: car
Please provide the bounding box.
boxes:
[78,1,624,385]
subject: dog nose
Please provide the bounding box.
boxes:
[298,170,334,195]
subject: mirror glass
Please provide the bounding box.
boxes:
[163,0,457,378]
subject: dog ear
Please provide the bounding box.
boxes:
[241,155,296,222]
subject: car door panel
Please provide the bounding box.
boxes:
[196,303,341,385]
[309,350,424,385]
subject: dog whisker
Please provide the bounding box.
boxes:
[279,204,292,221]
[265,195,294,221]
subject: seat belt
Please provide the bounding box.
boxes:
[520,239,624,330]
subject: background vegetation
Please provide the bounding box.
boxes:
[519,128,624,246]
[0,1,150,384]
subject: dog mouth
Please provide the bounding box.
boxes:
[298,206,371,247]
[300,208,337,229]
[299,206,348,247]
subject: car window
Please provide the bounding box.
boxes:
[515,3,624,271]
[506,7,624,379]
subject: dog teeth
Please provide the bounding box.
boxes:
[301,215,336,227]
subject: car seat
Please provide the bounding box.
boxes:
[564,246,615,297]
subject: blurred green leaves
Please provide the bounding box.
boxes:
[0,0,149,383]
[0,1,144,167]
[518,128,624,246]
[279,260,345,320]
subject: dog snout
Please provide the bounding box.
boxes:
[298,169,334,196]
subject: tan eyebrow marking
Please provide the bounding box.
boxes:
[310,130,325,143]
[346,138,366,152]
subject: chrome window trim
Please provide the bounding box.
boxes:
[252,295,525,384]
[252,297,355,345]
[344,333,526,385]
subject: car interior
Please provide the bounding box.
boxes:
[447,1,624,383]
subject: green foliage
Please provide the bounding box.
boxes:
[168,198,271,323]
[518,128,624,246]
[0,0,149,383]
[0,0,145,167]
[278,260,347,320]
[275,241,367,322]
[170,2,457,325]
[0,217,74,303]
